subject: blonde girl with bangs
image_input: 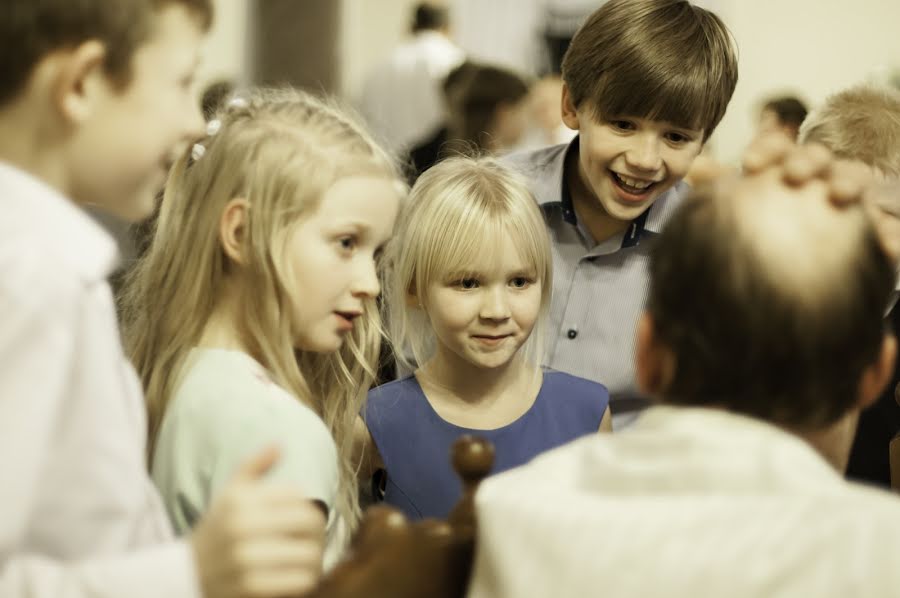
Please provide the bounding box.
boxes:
[121,88,403,567]
[358,156,611,520]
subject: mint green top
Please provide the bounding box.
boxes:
[151,348,338,534]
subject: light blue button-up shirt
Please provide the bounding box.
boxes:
[503,139,689,413]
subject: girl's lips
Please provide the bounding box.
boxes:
[334,312,358,331]
[471,334,512,346]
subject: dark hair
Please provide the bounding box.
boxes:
[448,64,530,151]
[647,187,894,429]
[441,60,479,102]
[762,96,809,129]
[0,0,213,107]
[561,0,737,139]
[411,3,450,33]
[200,79,235,121]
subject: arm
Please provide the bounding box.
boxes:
[0,544,200,598]
[0,277,325,598]
[0,281,202,597]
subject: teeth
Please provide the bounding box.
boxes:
[616,174,654,190]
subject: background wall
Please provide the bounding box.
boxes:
[198,0,900,163]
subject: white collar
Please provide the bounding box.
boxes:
[0,161,119,282]
[579,405,845,495]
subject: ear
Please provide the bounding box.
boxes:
[635,312,675,397]
[857,333,897,410]
[560,82,580,131]
[220,198,251,265]
[53,40,107,124]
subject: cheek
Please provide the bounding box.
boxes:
[666,145,703,178]
[512,290,542,330]
[427,293,473,332]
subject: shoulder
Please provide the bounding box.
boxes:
[500,144,569,207]
[364,376,427,433]
[501,143,568,178]
[542,370,609,400]
[366,376,423,404]
[0,232,85,315]
[647,179,692,233]
[169,350,333,451]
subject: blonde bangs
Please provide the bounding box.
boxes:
[386,156,553,371]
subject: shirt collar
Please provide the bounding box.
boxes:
[619,405,846,492]
[0,161,119,282]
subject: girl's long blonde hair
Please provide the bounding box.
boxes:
[121,87,401,528]
[384,155,553,373]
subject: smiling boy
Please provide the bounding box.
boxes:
[504,0,738,423]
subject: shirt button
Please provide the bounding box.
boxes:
[567,329,578,339]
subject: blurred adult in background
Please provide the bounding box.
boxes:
[200,79,236,121]
[359,2,465,154]
[514,74,577,152]
[757,95,809,141]
[406,63,530,183]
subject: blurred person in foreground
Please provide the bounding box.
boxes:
[469,139,900,597]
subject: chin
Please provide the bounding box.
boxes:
[295,334,345,354]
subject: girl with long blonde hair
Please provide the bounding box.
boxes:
[358,156,611,520]
[121,88,403,565]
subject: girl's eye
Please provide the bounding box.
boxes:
[457,278,479,290]
[338,236,357,252]
[510,277,531,289]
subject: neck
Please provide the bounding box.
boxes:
[0,104,70,197]
[197,278,251,354]
[419,345,537,407]
[790,411,860,473]
[566,143,630,243]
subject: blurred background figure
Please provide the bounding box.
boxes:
[406,62,530,183]
[358,2,465,153]
[756,95,809,141]
[514,74,577,151]
[200,79,236,121]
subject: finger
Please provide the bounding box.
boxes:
[232,446,281,483]
[240,569,320,598]
[742,132,794,173]
[782,143,833,185]
[235,502,328,538]
[827,159,875,204]
[235,538,325,569]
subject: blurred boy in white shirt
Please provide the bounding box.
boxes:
[0,1,327,597]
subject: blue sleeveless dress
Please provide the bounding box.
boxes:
[364,369,609,519]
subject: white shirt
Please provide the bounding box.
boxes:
[359,31,464,153]
[152,348,343,567]
[470,406,900,598]
[0,162,200,598]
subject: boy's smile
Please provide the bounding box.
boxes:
[561,85,704,240]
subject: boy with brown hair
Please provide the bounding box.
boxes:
[0,2,327,597]
[503,0,738,424]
